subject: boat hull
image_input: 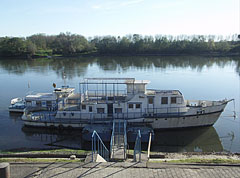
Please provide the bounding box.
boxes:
[9,108,24,113]
[22,102,227,130]
[22,111,222,130]
[146,111,222,129]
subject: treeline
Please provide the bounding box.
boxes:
[0,33,239,58]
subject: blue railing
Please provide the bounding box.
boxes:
[133,130,141,162]
[110,120,115,158]
[92,130,109,162]
[124,120,127,159]
[110,119,127,160]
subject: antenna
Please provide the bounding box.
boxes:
[63,72,66,87]
[239,0,240,39]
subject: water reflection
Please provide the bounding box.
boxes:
[0,57,96,79]
[0,56,240,79]
[20,125,224,153]
[21,127,84,150]
[152,127,223,152]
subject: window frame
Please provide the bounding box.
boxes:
[171,97,177,104]
[128,103,134,109]
[161,97,168,104]
[97,108,105,114]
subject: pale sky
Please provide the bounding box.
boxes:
[0,0,238,37]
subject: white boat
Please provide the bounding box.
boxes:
[9,97,25,112]
[9,86,75,113]
[22,78,231,130]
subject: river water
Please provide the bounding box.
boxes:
[0,56,239,152]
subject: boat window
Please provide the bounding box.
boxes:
[89,106,92,112]
[161,97,168,104]
[41,101,46,107]
[36,101,41,107]
[136,103,141,109]
[177,97,182,104]
[97,108,105,114]
[26,101,31,106]
[46,101,52,107]
[148,97,153,104]
[82,105,86,110]
[115,108,122,113]
[128,104,134,109]
[171,97,177,104]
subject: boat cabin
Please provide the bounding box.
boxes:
[56,78,186,119]
[25,87,75,110]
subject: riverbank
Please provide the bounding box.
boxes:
[1,149,240,164]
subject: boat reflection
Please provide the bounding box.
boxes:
[21,125,223,153]
[21,126,84,150]
[152,126,223,152]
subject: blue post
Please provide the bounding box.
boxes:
[92,132,94,162]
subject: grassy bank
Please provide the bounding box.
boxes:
[0,149,90,155]
[151,158,240,164]
[0,158,83,163]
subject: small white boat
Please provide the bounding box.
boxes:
[22,78,232,130]
[9,98,25,112]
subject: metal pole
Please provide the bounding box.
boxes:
[92,133,94,162]
[147,133,152,160]
[98,138,99,154]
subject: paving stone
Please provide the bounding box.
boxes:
[9,163,240,178]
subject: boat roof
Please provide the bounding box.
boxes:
[125,80,150,84]
[25,93,56,100]
[146,89,182,96]
[82,78,150,84]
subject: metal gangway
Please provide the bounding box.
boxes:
[110,119,127,161]
[92,130,109,162]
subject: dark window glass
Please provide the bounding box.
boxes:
[136,103,141,108]
[161,97,168,104]
[129,104,133,109]
[148,98,153,104]
[89,106,92,112]
[171,97,177,104]
[82,105,86,110]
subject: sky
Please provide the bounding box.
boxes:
[0,0,239,37]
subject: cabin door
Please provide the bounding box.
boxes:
[147,97,154,115]
[107,103,113,117]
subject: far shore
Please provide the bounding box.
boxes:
[1,52,240,60]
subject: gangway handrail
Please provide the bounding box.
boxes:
[92,130,109,162]
[124,120,127,159]
[133,129,141,162]
[110,120,115,158]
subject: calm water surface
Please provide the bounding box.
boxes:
[0,56,240,152]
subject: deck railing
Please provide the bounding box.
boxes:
[133,130,141,162]
[27,105,188,122]
[92,130,109,162]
